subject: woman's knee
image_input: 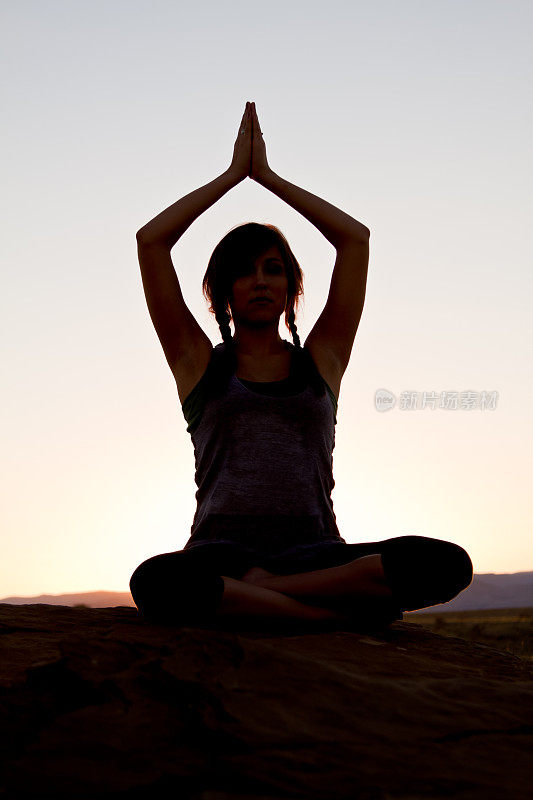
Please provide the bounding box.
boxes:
[129,555,163,613]
[129,551,226,623]
[380,535,473,612]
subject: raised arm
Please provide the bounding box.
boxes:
[136,103,253,399]
[249,102,369,396]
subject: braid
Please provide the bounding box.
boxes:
[214,308,237,385]
[288,308,301,349]
[216,309,233,349]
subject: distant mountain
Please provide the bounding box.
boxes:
[0,591,135,608]
[1,572,532,612]
[413,571,533,613]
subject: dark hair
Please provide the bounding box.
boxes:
[202,222,304,350]
[202,222,325,399]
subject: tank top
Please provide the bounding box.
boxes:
[181,341,347,559]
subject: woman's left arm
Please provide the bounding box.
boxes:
[254,168,370,246]
[250,102,369,383]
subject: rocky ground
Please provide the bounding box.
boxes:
[0,603,531,799]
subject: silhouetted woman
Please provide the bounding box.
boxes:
[130,101,473,630]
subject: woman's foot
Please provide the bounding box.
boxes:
[241,566,277,585]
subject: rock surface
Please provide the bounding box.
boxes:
[0,603,531,799]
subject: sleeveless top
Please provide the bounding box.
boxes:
[181,341,347,559]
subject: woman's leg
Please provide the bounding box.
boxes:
[244,554,393,602]
[129,544,345,626]
[249,536,474,613]
[215,576,346,623]
[129,544,249,624]
[378,535,474,611]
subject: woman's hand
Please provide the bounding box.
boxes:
[228,102,252,181]
[250,102,272,181]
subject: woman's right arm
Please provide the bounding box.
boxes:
[136,169,243,396]
[136,168,242,249]
[137,104,251,397]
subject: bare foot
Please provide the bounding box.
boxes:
[241,566,277,585]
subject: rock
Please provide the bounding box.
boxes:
[0,603,531,799]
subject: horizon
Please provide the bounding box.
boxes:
[2,0,532,597]
[2,566,531,604]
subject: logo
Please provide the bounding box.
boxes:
[375,389,396,412]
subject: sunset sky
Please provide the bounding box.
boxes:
[1,0,532,598]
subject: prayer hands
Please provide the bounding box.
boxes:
[250,101,271,181]
[229,102,252,181]
[228,101,271,182]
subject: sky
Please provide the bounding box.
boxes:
[1,0,532,598]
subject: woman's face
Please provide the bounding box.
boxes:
[229,246,289,327]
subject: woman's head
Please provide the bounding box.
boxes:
[202,223,304,348]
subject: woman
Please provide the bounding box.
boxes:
[130,101,473,630]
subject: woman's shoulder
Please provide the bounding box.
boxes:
[181,343,225,401]
[180,343,230,431]
[300,341,342,403]
[297,344,338,417]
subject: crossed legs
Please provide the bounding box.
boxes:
[216,554,393,622]
[130,536,473,628]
